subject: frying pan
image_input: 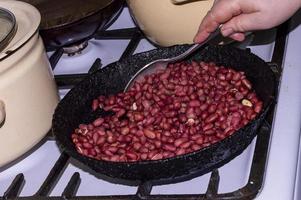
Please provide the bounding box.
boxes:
[21,0,124,51]
[53,45,276,184]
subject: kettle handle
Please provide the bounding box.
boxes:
[0,100,5,127]
[170,0,208,4]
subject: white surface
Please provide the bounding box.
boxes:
[1,7,300,199]
[256,15,301,200]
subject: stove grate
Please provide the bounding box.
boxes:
[1,120,273,200]
[1,22,288,200]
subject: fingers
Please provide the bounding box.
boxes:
[228,32,245,41]
[194,0,243,43]
[220,13,262,36]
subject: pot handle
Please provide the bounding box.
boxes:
[170,0,208,4]
[0,100,5,127]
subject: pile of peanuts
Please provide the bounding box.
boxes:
[71,61,263,162]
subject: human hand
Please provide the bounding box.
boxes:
[194,0,301,43]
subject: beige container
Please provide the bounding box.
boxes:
[126,0,214,46]
[0,1,59,167]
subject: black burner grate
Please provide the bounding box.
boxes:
[51,27,142,88]
[1,21,288,200]
[1,120,274,200]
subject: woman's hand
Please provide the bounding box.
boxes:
[194,0,301,43]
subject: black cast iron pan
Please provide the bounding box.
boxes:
[21,0,124,51]
[53,45,276,184]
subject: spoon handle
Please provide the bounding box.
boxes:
[170,29,253,62]
[169,27,222,62]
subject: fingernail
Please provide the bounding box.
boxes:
[193,36,202,43]
[221,27,233,37]
[194,31,209,43]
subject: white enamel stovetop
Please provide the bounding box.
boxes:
[1,7,301,200]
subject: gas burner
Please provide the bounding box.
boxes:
[63,41,88,56]
[49,28,142,71]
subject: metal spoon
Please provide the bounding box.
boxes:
[124,27,229,92]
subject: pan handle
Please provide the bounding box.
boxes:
[0,100,5,127]
[170,0,209,4]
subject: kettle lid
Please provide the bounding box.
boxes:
[0,1,40,60]
[0,7,17,53]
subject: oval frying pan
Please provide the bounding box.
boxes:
[53,45,276,184]
[21,0,124,51]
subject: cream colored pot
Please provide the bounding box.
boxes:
[0,1,59,167]
[126,0,214,46]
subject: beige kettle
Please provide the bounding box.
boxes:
[126,0,214,46]
[0,1,59,168]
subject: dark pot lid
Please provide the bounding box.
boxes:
[21,0,115,29]
[0,7,17,53]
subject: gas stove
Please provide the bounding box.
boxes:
[1,7,301,200]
